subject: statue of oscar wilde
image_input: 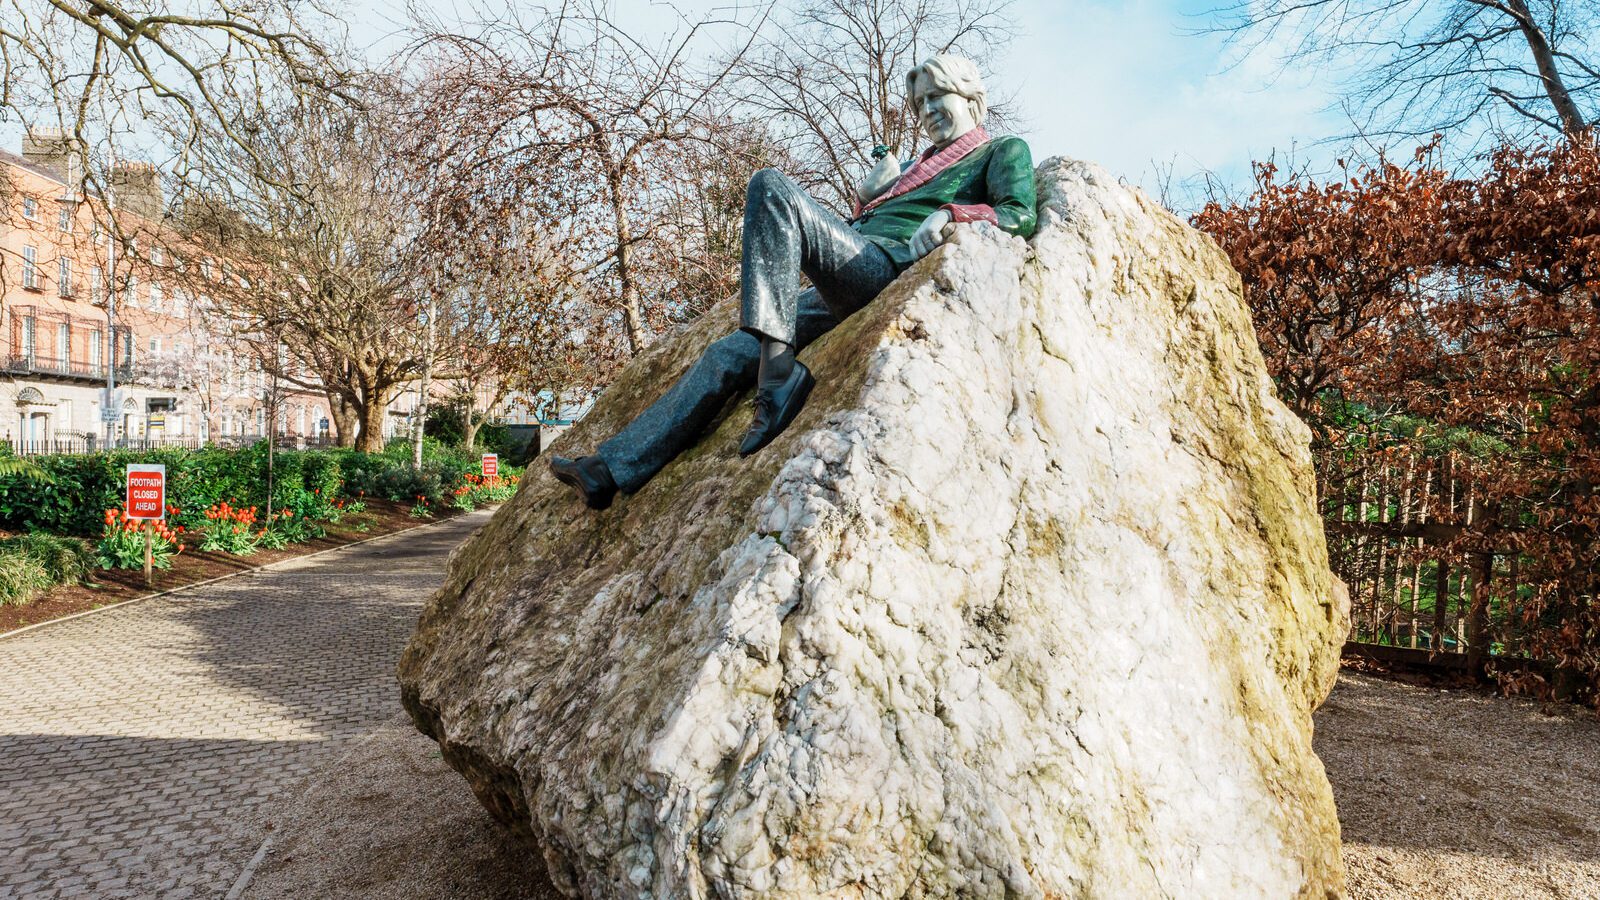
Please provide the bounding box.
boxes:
[550,54,1037,509]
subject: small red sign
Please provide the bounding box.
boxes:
[126,464,166,520]
[481,454,499,478]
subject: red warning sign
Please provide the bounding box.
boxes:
[482,453,499,478]
[126,464,166,520]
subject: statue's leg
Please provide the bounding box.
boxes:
[740,168,899,344]
[594,288,838,494]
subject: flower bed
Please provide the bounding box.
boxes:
[0,438,526,628]
[0,499,468,634]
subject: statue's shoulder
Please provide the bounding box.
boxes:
[987,134,1031,154]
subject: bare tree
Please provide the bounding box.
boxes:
[1211,0,1600,145]
[1,0,355,220]
[727,0,1017,206]
[425,229,608,449]
[405,0,762,355]
[177,87,429,452]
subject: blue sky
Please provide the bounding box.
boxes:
[346,0,1359,206]
[1002,0,1351,204]
[1,0,1359,209]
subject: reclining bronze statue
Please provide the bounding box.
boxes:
[550,54,1038,509]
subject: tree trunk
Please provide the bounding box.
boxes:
[413,298,435,470]
[1506,0,1588,136]
[610,176,647,354]
[1432,558,1451,653]
[328,393,359,448]
[355,398,389,453]
[461,393,481,450]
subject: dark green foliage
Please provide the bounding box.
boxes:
[423,401,512,452]
[0,553,51,607]
[0,533,96,606]
[0,442,522,537]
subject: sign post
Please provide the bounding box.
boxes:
[126,464,165,587]
[481,453,499,480]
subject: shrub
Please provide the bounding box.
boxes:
[0,533,95,606]
[0,533,96,585]
[0,552,51,607]
[0,442,514,538]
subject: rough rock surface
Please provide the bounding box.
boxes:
[398,157,1351,899]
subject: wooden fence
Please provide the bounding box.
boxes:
[1317,444,1542,679]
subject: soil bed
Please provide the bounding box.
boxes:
[0,500,465,635]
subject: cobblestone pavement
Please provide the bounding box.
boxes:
[0,509,494,899]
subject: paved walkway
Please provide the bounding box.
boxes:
[0,509,494,899]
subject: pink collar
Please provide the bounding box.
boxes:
[862,126,992,213]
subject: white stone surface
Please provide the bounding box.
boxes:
[400,158,1349,899]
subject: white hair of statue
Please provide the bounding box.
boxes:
[905,55,988,127]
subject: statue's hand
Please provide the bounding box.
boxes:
[856,149,903,205]
[910,209,954,259]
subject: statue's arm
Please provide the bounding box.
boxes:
[938,137,1038,239]
[985,137,1038,238]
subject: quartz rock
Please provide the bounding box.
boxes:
[398,157,1351,899]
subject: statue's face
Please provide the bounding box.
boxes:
[912,80,978,149]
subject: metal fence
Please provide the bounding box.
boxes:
[5,433,342,456]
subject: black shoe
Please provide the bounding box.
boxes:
[549,455,618,510]
[739,360,815,457]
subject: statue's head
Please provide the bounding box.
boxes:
[905,54,987,149]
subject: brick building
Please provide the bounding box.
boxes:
[0,130,339,449]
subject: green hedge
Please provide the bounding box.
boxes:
[0,440,522,538]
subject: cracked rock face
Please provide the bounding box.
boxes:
[398,157,1350,899]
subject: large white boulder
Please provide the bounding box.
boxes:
[399,157,1351,899]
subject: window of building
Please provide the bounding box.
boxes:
[22,246,38,289]
[149,284,163,313]
[149,336,159,354]
[57,257,72,297]
[121,331,133,367]
[89,330,103,369]
[57,323,69,361]
[151,247,164,266]
[91,266,103,303]
[124,275,138,307]
[22,197,37,219]
[202,258,214,279]
[58,205,73,232]
[22,317,35,359]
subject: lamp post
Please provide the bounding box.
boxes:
[103,214,118,449]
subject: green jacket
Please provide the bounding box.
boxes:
[851,133,1038,270]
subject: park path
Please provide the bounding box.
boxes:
[0,508,495,899]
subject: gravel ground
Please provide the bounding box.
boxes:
[1319,673,1600,900]
[240,718,562,900]
[241,673,1600,899]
